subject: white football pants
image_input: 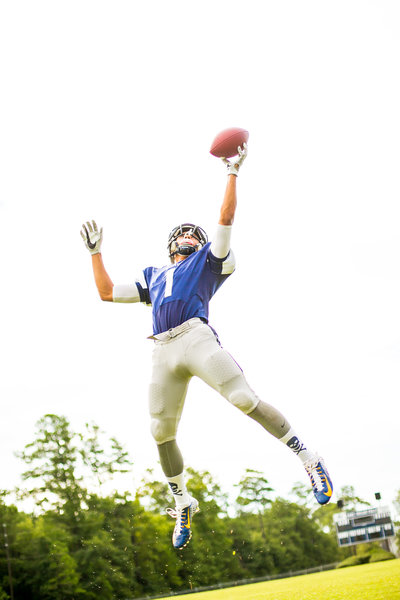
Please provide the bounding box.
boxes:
[148,318,260,445]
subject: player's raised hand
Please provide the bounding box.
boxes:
[81,220,103,255]
[221,143,248,176]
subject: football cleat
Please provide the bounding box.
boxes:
[166,497,200,549]
[304,456,333,505]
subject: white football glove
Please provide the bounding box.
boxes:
[81,220,103,255]
[221,143,248,176]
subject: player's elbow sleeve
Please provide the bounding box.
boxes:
[113,283,140,303]
[210,224,232,258]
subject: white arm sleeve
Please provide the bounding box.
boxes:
[113,283,140,303]
[210,224,232,259]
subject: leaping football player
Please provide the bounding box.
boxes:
[81,143,333,550]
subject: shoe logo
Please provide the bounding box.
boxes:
[325,480,333,497]
[168,482,183,496]
[322,472,333,497]
[287,436,306,455]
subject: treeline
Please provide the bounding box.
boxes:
[0,415,393,600]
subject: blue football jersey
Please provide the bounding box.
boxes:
[136,242,235,334]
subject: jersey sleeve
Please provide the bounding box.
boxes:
[208,248,236,275]
[137,269,152,305]
[209,225,235,275]
[113,270,152,305]
[113,283,140,303]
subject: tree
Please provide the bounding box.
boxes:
[78,422,132,489]
[336,485,371,512]
[135,469,170,513]
[235,469,274,512]
[263,499,339,571]
[13,415,138,599]
[174,468,240,589]
[235,469,274,540]
[289,481,314,507]
[13,515,84,600]
[16,414,85,514]
[16,414,133,514]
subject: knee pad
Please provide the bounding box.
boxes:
[149,381,186,445]
[225,378,259,414]
[150,417,177,445]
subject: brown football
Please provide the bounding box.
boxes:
[210,127,249,158]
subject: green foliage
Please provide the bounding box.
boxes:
[135,468,170,513]
[1,414,388,598]
[16,414,84,512]
[16,415,133,512]
[78,422,132,489]
[336,485,371,511]
[176,468,241,589]
[337,543,396,568]
[368,549,396,563]
[289,481,314,507]
[235,469,273,514]
[229,497,340,579]
[337,554,371,568]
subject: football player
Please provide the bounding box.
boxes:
[81,144,333,550]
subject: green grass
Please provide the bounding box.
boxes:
[174,558,400,600]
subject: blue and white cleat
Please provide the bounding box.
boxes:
[304,456,333,505]
[166,497,200,549]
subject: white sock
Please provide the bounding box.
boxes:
[166,472,191,508]
[279,428,315,464]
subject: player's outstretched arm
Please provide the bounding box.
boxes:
[91,254,114,301]
[219,143,247,226]
[81,220,114,302]
[219,174,237,226]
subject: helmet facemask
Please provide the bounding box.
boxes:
[168,223,208,262]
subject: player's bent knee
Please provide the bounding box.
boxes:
[150,418,177,445]
[227,389,259,414]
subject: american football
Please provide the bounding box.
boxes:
[209,127,249,158]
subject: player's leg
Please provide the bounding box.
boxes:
[149,344,191,505]
[247,401,313,460]
[186,325,286,433]
[157,439,184,477]
[186,324,333,504]
[149,342,199,548]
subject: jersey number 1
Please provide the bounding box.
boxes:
[164,267,175,298]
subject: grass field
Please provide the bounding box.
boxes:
[173,559,400,600]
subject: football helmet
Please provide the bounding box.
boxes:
[168,223,208,261]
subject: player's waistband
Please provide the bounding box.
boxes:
[147,317,206,342]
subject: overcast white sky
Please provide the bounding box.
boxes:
[1,1,400,517]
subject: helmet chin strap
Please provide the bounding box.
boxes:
[170,242,200,260]
[176,243,197,256]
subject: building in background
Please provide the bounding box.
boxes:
[333,504,397,555]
